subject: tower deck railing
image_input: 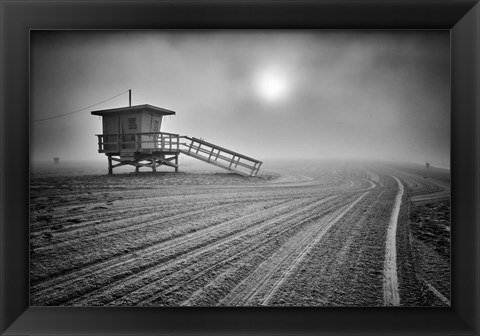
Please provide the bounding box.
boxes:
[96,132,180,153]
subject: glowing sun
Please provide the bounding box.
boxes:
[254,68,290,103]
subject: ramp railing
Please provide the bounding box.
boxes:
[180,136,262,177]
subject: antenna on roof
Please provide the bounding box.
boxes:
[129,89,132,106]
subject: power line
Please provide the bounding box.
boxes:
[33,90,130,122]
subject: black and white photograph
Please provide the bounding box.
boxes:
[29,30,451,307]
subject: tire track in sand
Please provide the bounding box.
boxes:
[220,190,371,306]
[102,196,343,306]
[260,191,371,306]
[31,198,316,305]
[421,278,450,306]
[383,175,404,306]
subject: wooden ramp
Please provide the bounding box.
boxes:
[180,136,262,177]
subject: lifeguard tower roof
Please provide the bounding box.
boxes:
[91,104,175,116]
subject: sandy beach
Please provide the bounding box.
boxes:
[29,160,450,306]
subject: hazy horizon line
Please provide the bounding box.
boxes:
[30,157,451,170]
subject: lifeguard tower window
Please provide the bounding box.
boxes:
[128,118,137,130]
[153,120,160,132]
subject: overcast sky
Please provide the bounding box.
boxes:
[31,31,450,167]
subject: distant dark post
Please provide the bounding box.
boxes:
[129,89,132,107]
[53,157,60,164]
[426,162,430,169]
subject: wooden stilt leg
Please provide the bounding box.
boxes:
[108,156,113,175]
[175,155,179,172]
[135,165,139,174]
[152,158,156,173]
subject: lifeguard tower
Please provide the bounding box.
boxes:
[92,104,262,176]
[92,104,180,174]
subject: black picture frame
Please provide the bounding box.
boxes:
[1,1,479,335]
